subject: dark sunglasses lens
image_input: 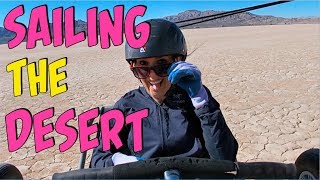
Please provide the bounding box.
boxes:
[153,64,171,77]
[132,67,149,79]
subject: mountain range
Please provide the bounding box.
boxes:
[1,10,319,44]
[164,10,319,28]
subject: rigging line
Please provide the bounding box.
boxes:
[178,7,260,28]
[176,0,293,28]
[175,0,293,24]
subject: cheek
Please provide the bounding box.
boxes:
[163,79,171,88]
[140,79,149,87]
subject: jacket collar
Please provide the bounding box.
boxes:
[139,86,150,98]
[139,86,167,106]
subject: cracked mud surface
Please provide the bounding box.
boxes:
[0,24,319,179]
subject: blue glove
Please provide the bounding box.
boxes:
[168,61,209,109]
[111,152,144,166]
[168,61,202,97]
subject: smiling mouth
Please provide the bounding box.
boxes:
[150,80,163,91]
[150,80,162,85]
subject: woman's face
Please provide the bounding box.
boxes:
[132,55,175,103]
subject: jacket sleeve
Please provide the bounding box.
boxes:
[90,104,131,168]
[194,86,238,161]
[90,134,115,167]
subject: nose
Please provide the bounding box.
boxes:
[148,69,159,80]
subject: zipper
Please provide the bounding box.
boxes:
[164,108,169,138]
[158,105,165,151]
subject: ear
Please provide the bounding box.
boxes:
[129,60,136,66]
[175,55,184,62]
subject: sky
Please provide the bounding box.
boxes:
[0,1,319,27]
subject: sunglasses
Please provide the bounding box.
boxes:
[130,63,173,79]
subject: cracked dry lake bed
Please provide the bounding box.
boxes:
[0,24,319,179]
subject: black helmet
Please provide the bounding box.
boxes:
[125,19,187,63]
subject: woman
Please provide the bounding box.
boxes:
[91,19,238,167]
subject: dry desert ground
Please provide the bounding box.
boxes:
[0,24,319,179]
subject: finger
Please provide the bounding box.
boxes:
[168,66,186,83]
[168,62,189,81]
[170,69,194,84]
[179,64,201,80]
[167,61,184,74]
[168,64,179,82]
[168,62,200,82]
[168,64,197,83]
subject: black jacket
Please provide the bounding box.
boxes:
[91,85,238,167]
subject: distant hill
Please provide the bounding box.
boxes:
[0,20,87,45]
[164,10,320,28]
[0,27,15,44]
[0,10,319,45]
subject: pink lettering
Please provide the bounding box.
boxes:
[52,7,63,47]
[5,109,32,152]
[27,5,52,49]
[126,108,148,152]
[4,5,150,49]
[55,108,77,152]
[4,107,149,153]
[78,108,99,152]
[33,107,55,153]
[4,5,26,49]
[87,7,98,47]
[100,109,124,151]
[65,6,86,47]
[125,5,150,48]
[99,5,124,49]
